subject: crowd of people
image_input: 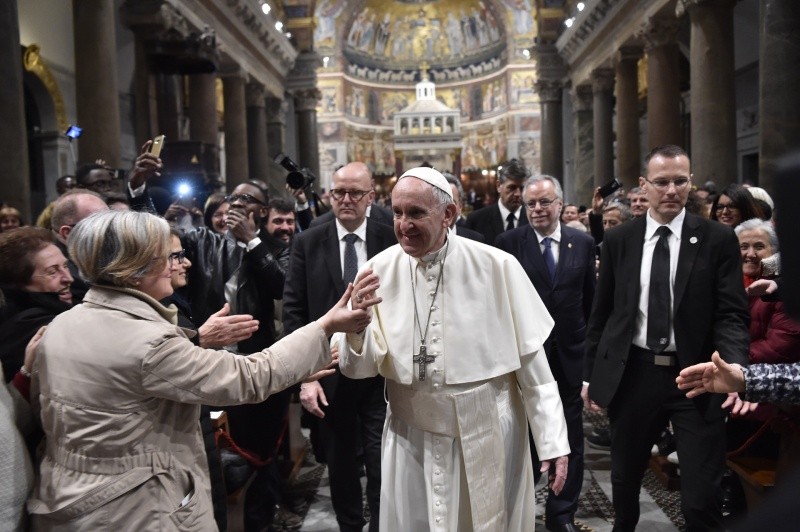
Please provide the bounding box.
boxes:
[1,142,798,532]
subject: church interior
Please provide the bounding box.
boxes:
[3,1,799,531]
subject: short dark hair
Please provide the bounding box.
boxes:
[498,159,530,183]
[75,163,109,186]
[0,226,55,286]
[643,145,689,175]
[268,198,295,216]
[247,179,270,202]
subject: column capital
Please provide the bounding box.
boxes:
[676,0,739,18]
[591,68,615,93]
[265,97,288,124]
[287,51,321,92]
[219,63,248,82]
[571,84,594,111]
[535,79,564,103]
[617,46,644,64]
[245,81,266,107]
[534,43,567,82]
[637,16,681,51]
[293,88,322,112]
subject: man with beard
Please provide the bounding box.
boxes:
[265,198,297,244]
[180,181,293,531]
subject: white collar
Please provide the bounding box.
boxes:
[534,223,562,244]
[645,208,686,240]
[497,201,522,224]
[335,218,368,242]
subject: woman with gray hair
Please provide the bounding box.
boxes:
[27,210,373,530]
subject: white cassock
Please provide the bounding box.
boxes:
[338,234,570,532]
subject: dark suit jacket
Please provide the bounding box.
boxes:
[464,203,523,246]
[455,225,485,243]
[283,218,396,400]
[496,224,596,386]
[309,203,393,228]
[585,213,750,416]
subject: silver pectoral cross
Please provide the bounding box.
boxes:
[413,342,437,381]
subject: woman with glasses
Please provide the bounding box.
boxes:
[710,184,764,227]
[0,227,73,382]
[27,210,374,530]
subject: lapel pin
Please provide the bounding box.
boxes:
[690,236,698,244]
[568,242,572,249]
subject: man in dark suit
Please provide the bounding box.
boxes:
[464,158,528,245]
[583,145,750,531]
[309,198,393,227]
[496,175,595,532]
[283,162,396,532]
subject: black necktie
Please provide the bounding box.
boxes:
[506,212,515,231]
[647,226,672,353]
[542,237,556,284]
[343,233,359,285]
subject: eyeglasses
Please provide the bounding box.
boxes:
[168,249,187,264]
[225,194,265,206]
[645,177,691,190]
[524,198,558,209]
[330,189,371,201]
[715,203,739,212]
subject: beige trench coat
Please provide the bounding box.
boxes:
[28,286,330,530]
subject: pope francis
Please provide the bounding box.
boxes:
[338,167,571,531]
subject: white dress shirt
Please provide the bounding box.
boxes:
[497,202,523,229]
[633,209,686,351]
[533,224,562,266]
[336,218,368,274]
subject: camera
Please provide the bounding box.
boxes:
[274,153,317,190]
[65,125,83,139]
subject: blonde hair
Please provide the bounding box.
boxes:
[68,210,170,286]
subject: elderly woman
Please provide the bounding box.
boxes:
[735,218,800,364]
[0,227,73,382]
[710,184,764,228]
[27,210,371,530]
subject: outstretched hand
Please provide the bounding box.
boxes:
[350,269,382,312]
[317,284,376,337]
[198,303,260,348]
[676,352,746,398]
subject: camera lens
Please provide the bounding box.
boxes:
[286,171,306,190]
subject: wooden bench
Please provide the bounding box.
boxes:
[726,456,776,508]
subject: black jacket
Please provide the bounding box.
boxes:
[182,227,288,353]
[0,286,72,382]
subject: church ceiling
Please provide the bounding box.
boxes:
[314,0,539,80]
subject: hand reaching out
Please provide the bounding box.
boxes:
[317,284,377,336]
[198,303,260,348]
[127,141,163,189]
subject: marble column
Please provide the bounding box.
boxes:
[759,0,800,189]
[536,80,564,179]
[592,68,615,188]
[266,96,288,189]
[73,0,121,165]
[535,43,567,180]
[616,46,643,188]
[0,0,30,218]
[639,16,682,150]
[681,0,738,186]
[246,82,269,182]
[188,73,219,179]
[293,88,322,181]
[572,84,595,205]
[287,51,322,180]
[222,72,249,188]
[155,74,182,141]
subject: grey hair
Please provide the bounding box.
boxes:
[629,186,644,195]
[603,202,632,221]
[442,172,464,200]
[524,174,564,200]
[68,210,171,286]
[51,189,105,229]
[431,186,455,209]
[734,218,779,252]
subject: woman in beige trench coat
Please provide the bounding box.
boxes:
[27,210,374,530]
